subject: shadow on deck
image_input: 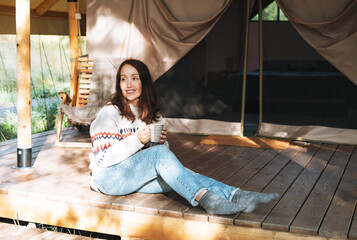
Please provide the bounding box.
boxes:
[0,128,356,240]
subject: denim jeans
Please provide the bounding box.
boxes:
[94,145,237,206]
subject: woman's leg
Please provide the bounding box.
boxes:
[94,145,247,215]
[187,169,279,213]
[185,168,237,201]
[136,176,172,194]
[94,145,205,205]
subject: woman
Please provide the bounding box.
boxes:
[89,59,278,215]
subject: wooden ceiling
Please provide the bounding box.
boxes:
[0,0,86,19]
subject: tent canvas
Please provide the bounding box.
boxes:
[86,0,357,145]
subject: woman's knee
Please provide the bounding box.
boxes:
[150,144,172,156]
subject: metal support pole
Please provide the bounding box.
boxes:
[240,0,251,136]
[257,0,263,134]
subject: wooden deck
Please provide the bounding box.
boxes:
[0,128,356,240]
[0,222,105,239]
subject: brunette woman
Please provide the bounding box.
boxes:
[89,59,278,215]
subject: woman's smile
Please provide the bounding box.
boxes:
[120,64,142,107]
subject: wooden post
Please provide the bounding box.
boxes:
[16,0,32,168]
[68,0,79,106]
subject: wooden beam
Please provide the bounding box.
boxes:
[68,0,79,106]
[35,0,60,16]
[0,5,15,15]
[0,4,85,19]
[16,0,32,167]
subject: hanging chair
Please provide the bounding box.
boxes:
[56,56,123,148]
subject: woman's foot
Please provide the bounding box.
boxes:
[199,191,247,215]
[232,189,279,213]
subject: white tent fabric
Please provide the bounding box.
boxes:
[87,0,231,81]
[86,0,357,143]
[257,0,357,144]
[87,0,237,136]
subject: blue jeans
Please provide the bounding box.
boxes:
[94,145,237,206]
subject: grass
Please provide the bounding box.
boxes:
[0,34,86,142]
[0,93,71,142]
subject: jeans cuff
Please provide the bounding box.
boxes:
[190,187,206,207]
[228,187,240,201]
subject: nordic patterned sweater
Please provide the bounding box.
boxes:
[89,104,166,191]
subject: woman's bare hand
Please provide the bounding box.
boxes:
[159,127,168,144]
[136,125,151,144]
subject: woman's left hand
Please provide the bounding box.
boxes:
[160,127,168,144]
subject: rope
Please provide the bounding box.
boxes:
[59,37,71,77]
[77,0,82,56]
[0,49,17,113]
[40,36,59,99]
[31,77,39,99]
[39,36,48,130]
[58,37,66,89]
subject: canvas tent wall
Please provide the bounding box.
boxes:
[86,0,357,145]
[87,0,357,143]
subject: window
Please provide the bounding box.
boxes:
[251,1,288,21]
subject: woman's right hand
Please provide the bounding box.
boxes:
[136,125,151,144]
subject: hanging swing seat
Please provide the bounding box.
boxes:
[56,56,122,148]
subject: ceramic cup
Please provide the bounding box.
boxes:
[150,123,164,142]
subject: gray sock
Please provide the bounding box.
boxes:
[199,191,247,215]
[232,189,279,213]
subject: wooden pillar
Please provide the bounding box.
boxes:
[68,0,79,106]
[16,0,32,168]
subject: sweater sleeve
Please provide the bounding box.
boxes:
[90,106,144,168]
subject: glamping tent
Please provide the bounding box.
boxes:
[86,0,357,144]
[1,0,356,146]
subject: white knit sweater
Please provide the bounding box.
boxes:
[89,104,166,191]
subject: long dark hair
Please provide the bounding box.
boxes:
[110,59,160,124]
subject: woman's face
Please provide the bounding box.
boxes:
[120,64,142,107]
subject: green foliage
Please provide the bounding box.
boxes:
[0,98,71,141]
[251,1,288,21]
[0,34,84,142]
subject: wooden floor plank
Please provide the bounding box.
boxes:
[178,144,217,165]
[206,147,301,226]
[290,145,354,236]
[134,191,178,215]
[241,146,302,192]
[168,134,204,158]
[1,130,356,240]
[0,128,81,157]
[184,145,231,171]
[112,192,153,211]
[208,147,264,183]
[262,144,337,232]
[158,195,191,218]
[319,147,357,239]
[224,149,282,187]
[0,222,100,240]
[0,223,46,239]
[0,127,74,147]
[235,144,321,228]
[183,206,208,222]
[349,203,357,240]
[194,147,248,176]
